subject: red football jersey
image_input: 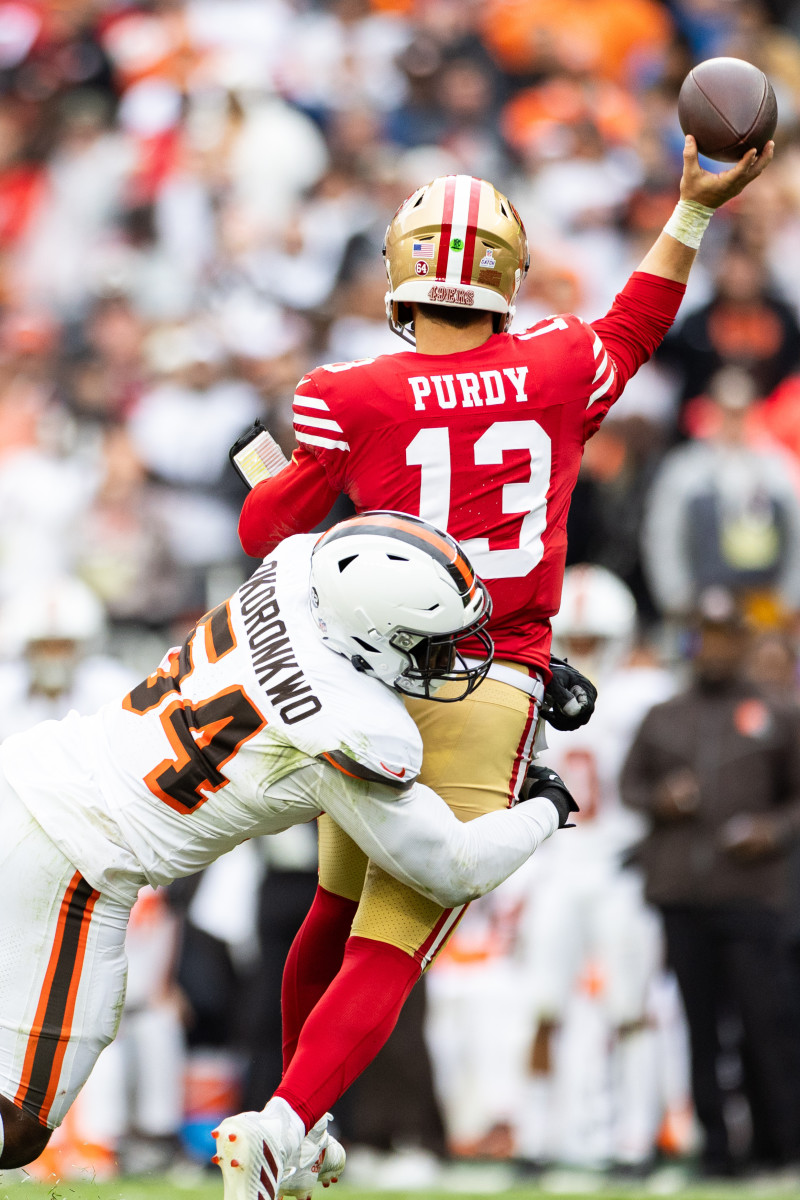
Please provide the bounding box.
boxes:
[239,272,685,676]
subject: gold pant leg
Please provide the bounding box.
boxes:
[349,671,539,964]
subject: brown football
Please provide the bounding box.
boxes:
[678,57,777,162]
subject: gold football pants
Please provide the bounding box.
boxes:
[317,663,542,967]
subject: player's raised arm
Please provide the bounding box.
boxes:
[587,132,773,425]
[637,134,774,285]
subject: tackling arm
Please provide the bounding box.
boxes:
[315,764,559,908]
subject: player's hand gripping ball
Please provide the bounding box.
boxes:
[541,656,597,731]
[678,57,777,162]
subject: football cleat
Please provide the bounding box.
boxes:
[212,1111,290,1200]
[281,1113,346,1200]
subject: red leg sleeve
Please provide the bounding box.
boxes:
[282,885,358,1073]
[275,936,420,1131]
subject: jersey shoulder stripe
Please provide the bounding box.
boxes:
[293,373,353,452]
[293,393,329,411]
[579,319,617,408]
[294,429,351,452]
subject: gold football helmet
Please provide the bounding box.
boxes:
[383,174,529,343]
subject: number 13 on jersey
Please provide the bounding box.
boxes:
[406,419,552,580]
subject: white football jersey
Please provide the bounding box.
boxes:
[542,663,677,863]
[0,535,422,903]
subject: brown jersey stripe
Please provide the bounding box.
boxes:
[204,601,237,662]
[15,873,99,1124]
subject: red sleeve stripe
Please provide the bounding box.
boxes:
[460,176,483,285]
[434,175,456,279]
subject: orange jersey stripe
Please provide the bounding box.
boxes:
[321,751,362,780]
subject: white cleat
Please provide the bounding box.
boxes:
[281,1113,346,1200]
[212,1111,289,1200]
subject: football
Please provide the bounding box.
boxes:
[678,57,777,162]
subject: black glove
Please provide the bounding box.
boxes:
[540,656,597,731]
[520,763,579,828]
[229,419,289,489]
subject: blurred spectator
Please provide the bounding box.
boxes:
[621,594,800,1176]
[642,366,800,627]
[71,424,191,656]
[0,572,135,736]
[568,416,667,621]
[0,404,98,600]
[658,244,800,420]
[127,323,259,612]
[480,0,673,86]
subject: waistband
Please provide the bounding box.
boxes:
[467,659,545,700]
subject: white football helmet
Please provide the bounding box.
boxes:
[310,511,493,701]
[383,174,529,343]
[0,575,106,695]
[551,564,637,679]
[0,575,105,654]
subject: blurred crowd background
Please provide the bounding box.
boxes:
[5,0,800,1189]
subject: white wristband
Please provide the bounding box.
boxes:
[663,199,715,250]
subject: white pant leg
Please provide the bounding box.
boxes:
[0,775,129,1129]
[592,872,660,1027]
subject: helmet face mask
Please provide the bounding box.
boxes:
[382,174,529,344]
[310,511,493,702]
[391,614,493,701]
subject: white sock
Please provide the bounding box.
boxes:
[614,1028,659,1164]
[516,1074,554,1162]
[261,1096,305,1157]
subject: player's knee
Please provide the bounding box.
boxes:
[0,1098,52,1168]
